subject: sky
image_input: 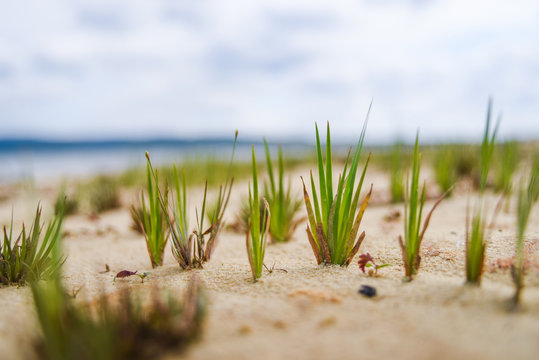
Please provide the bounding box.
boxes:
[0,0,538,143]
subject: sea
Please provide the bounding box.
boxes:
[0,139,310,183]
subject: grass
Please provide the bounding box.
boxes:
[32,275,206,360]
[390,142,405,203]
[433,145,457,197]
[465,99,500,285]
[398,133,446,281]
[301,107,373,266]
[455,145,480,180]
[246,146,270,280]
[0,205,64,285]
[494,140,520,201]
[511,169,539,306]
[159,132,237,270]
[131,155,170,268]
[263,139,303,242]
[118,145,308,191]
[82,176,121,214]
[54,184,78,216]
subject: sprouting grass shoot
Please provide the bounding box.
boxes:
[398,133,446,281]
[246,145,270,280]
[301,105,373,266]
[263,139,303,242]
[131,154,170,268]
[164,132,237,270]
[1,205,64,286]
[466,99,500,285]
[511,169,539,306]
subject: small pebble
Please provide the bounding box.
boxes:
[358,284,377,298]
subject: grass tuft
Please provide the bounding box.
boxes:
[398,133,446,281]
[0,205,64,285]
[263,140,303,242]
[32,275,206,360]
[302,106,372,266]
[54,184,78,216]
[156,132,237,270]
[246,146,270,280]
[511,169,539,306]
[465,99,501,285]
[131,155,170,268]
[83,176,121,214]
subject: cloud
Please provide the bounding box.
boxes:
[0,0,538,143]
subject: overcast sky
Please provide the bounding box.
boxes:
[0,0,538,143]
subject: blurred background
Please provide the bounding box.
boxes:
[1,0,538,181]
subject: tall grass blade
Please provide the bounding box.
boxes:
[301,104,372,266]
[511,169,539,306]
[465,100,501,285]
[131,154,170,268]
[399,132,446,281]
[263,140,303,242]
[246,146,270,280]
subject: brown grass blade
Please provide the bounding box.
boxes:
[301,176,320,250]
[348,184,372,247]
[344,231,366,266]
[398,235,408,276]
[316,223,331,264]
[245,220,256,280]
[418,189,448,246]
[306,227,322,264]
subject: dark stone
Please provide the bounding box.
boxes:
[358,284,377,298]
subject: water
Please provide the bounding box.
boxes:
[0,141,312,183]
[0,144,237,183]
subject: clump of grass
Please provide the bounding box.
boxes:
[54,184,78,216]
[398,133,446,281]
[83,176,121,214]
[263,140,303,242]
[246,146,270,280]
[511,169,539,306]
[433,146,457,197]
[32,275,206,360]
[131,156,170,268]
[465,100,500,285]
[494,140,520,201]
[159,132,237,270]
[453,145,479,179]
[302,109,372,266]
[390,142,405,203]
[0,205,64,285]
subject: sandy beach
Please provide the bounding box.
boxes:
[1,168,538,360]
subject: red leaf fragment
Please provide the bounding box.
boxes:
[114,270,138,281]
[358,253,375,273]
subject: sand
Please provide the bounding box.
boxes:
[1,168,539,360]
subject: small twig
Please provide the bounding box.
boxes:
[99,264,110,274]
[263,262,288,274]
[70,286,83,299]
